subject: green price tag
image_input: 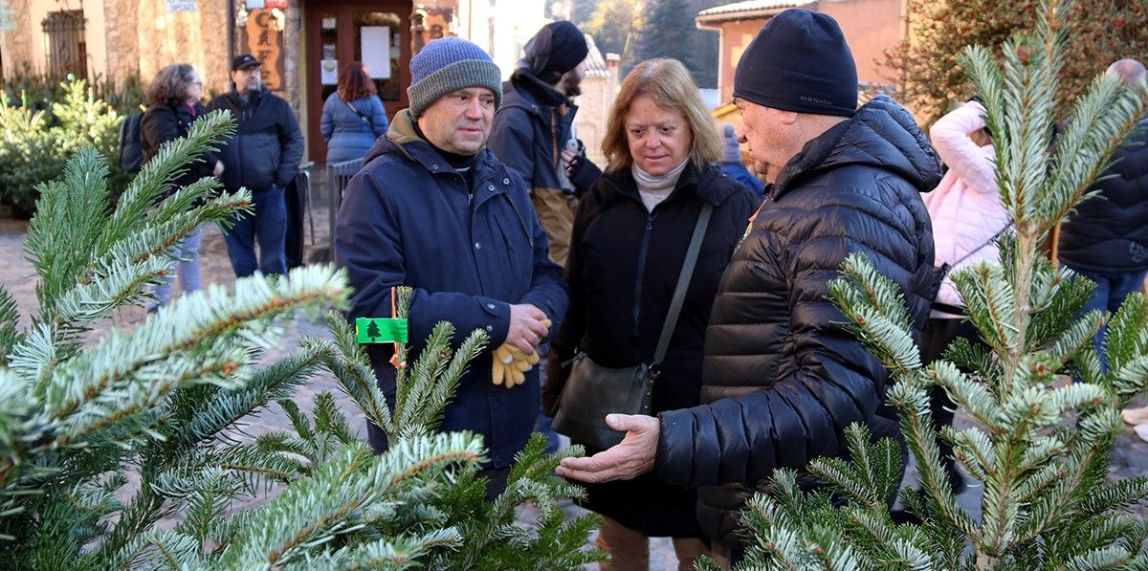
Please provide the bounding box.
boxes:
[356,318,409,344]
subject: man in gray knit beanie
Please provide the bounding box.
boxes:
[407,36,503,118]
[335,36,568,500]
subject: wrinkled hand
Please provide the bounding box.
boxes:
[506,303,550,354]
[212,160,225,177]
[556,414,659,483]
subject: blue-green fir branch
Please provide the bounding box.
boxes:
[320,314,393,433]
[38,265,346,435]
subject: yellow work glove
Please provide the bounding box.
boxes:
[490,317,552,387]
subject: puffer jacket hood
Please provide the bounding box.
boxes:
[775,95,942,198]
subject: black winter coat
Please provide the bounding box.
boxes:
[656,95,940,544]
[1058,117,1148,275]
[140,102,219,192]
[207,89,304,192]
[546,162,759,537]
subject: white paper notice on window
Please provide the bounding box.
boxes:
[361,27,392,80]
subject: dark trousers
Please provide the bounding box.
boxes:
[920,316,982,491]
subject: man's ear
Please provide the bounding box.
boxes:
[776,109,799,125]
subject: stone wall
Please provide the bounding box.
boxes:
[1,0,35,76]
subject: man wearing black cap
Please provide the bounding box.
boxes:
[208,54,304,278]
[557,9,939,555]
[488,20,600,268]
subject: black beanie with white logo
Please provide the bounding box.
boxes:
[733,9,858,118]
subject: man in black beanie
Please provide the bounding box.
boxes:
[557,8,940,557]
[488,20,600,268]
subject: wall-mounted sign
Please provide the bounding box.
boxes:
[245,0,264,9]
[167,0,198,12]
[265,0,287,8]
[242,9,284,92]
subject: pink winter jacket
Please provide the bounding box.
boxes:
[922,101,1008,314]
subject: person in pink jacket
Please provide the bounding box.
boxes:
[921,99,1009,493]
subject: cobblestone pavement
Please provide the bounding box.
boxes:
[3,191,1147,568]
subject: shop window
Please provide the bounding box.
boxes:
[42,10,86,78]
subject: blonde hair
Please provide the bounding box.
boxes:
[601,58,722,173]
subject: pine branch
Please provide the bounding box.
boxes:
[320,313,392,433]
[216,435,483,568]
[0,282,24,367]
[166,342,332,449]
[37,265,346,448]
[101,111,236,251]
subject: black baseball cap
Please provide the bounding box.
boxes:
[231,54,261,71]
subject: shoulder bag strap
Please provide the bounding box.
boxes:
[949,220,1013,270]
[651,202,714,367]
[346,101,370,125]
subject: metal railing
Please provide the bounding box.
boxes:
[326,158,364,257]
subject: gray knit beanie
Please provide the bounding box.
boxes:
[408,37,502,118]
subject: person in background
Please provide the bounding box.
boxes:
[334,37,568,498]
[488,20,601,454]
[545,58,758,570]
[488,20,597,267]
[208,54,304,278]
[1058,59,1148,436]
[320,61,389,163]
[140,63,224,311]
[717,124,765,199]
[920,99,1004,493]
[556,10,938,561]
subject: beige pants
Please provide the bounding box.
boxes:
[596,516,731,571]
[531,188,576,267]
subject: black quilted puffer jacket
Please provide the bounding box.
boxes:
[1058,117,1148,275]
[655,95,941,544]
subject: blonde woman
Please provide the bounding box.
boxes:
[545,59,757,570]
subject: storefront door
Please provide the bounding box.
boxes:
[305,1,412,162]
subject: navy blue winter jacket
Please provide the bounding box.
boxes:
[320,92,388,163]
[488,70,578,195]
[1058,118,1148,275]
[208,88,304,192]
[334,110,569,468]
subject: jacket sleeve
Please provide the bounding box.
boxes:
[567,151,602,197]
[513,172,569,335]
[336,169,516,348]
[487,107,537,187]
[930,101,996,194]
[275,100,305,188]
[542,185,597,413]
[140,106,180,163]
[655,202,897,488]
[370,96,389,138]
[320,95,335,142]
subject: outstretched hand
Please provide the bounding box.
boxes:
[556,414,659,483]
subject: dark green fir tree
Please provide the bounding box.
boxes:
[0,110,599,569]
[701,1,1148,569]
[635,0,697,77]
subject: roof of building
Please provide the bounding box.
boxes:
[696,0,815,25]
[580,33,611,78]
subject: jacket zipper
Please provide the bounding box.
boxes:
[631,211,656,355]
